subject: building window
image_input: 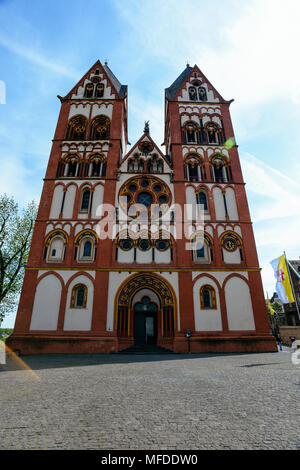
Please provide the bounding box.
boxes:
[198,87,207,101]
[45,230,68,262]
[83,240,92,257]
[75,231,98,262]
[70,284,88,308]
[119,176,172,219]
[188,86,197,101]
[95,83,104,98]
[182,121,200,144]
[191,233,213,264]
[184,155,205,182]
[88,153,107,177]
[200,285,217,309]
[80,188,92,212]
[65,115,87,140]
[204,122,224,145]
[197,191,208,211]
[89,115,111,140]
[210,154,232,183]
[84,83,94,98]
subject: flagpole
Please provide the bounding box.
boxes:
[287,259,300,280]
[284,251,300,321]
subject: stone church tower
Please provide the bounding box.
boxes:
[7,60,277,354]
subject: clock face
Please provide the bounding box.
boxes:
[224,238,236,251]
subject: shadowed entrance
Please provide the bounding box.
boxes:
[115,273,177,348]
[133,296,158,346]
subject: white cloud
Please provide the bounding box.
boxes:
[0,33,79,80]
[240,152,300,295]
[241,152,300,222]
[114,0,300,107]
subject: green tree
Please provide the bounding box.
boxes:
[0,195,37,325]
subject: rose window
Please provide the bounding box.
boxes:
[119,176,172,218]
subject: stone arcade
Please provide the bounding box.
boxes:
[7,60,277,354]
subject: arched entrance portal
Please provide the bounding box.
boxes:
[134,296,158,346]
[115,273,177,346]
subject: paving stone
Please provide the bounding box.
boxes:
[0,351,299,449]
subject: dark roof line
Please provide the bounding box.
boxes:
[103,63,127,99]
[165,65,193,99]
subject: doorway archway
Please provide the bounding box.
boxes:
[114,273,177,342]
[133,296,158,346]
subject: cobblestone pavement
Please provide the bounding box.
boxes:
[0,348,299,450]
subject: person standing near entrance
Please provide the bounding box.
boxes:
[290,335,296,348]
[276,335,283,351]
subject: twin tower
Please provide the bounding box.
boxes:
[7,60,276,354]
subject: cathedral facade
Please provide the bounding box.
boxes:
[7,60,277,354]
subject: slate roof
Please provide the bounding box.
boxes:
[165,65,193,100]
[103,63,127,99]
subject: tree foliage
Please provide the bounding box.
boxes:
[0,194,37,322]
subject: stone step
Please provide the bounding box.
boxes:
[119,344,173,354]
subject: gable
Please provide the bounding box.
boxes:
[165,65,226,103]
[61,60,127,101]
[120,133,171,171]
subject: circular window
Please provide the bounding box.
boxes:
[129,184,137,192]
[138,239,151,251]
[156,240,169,251]
[119,239,133,251]
[119,176,172,219]
[137,192,153,207]
[158,195,167,204]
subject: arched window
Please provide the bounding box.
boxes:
[184,155,205,182]
[200,285,217,309]
[80,188,91,212]
[204,122,225,145]
[196,191,208,211]
[88,154,107,177]
[95,83,104,98]
[182,121,200,144]
[191,233,213,263]
[75,231,98,262]
[70,284,88,308]
[45,231,67,262]
[220,232,243,263]
[84,83,94,98]
[127,154,145,173]
[64,155,80,177]
[146,154,164,173]
[89,115,110,140]
[188,86,197,101]
[83,240,92,257]
[210,155,229,183]
[198,87,207,101]
[65,115,87,140]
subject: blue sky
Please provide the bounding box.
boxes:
[1,0,300,327]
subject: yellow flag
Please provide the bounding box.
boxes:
[270,254,295,303]
[266,293,275,316]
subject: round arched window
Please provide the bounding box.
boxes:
[119,176,171,218]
